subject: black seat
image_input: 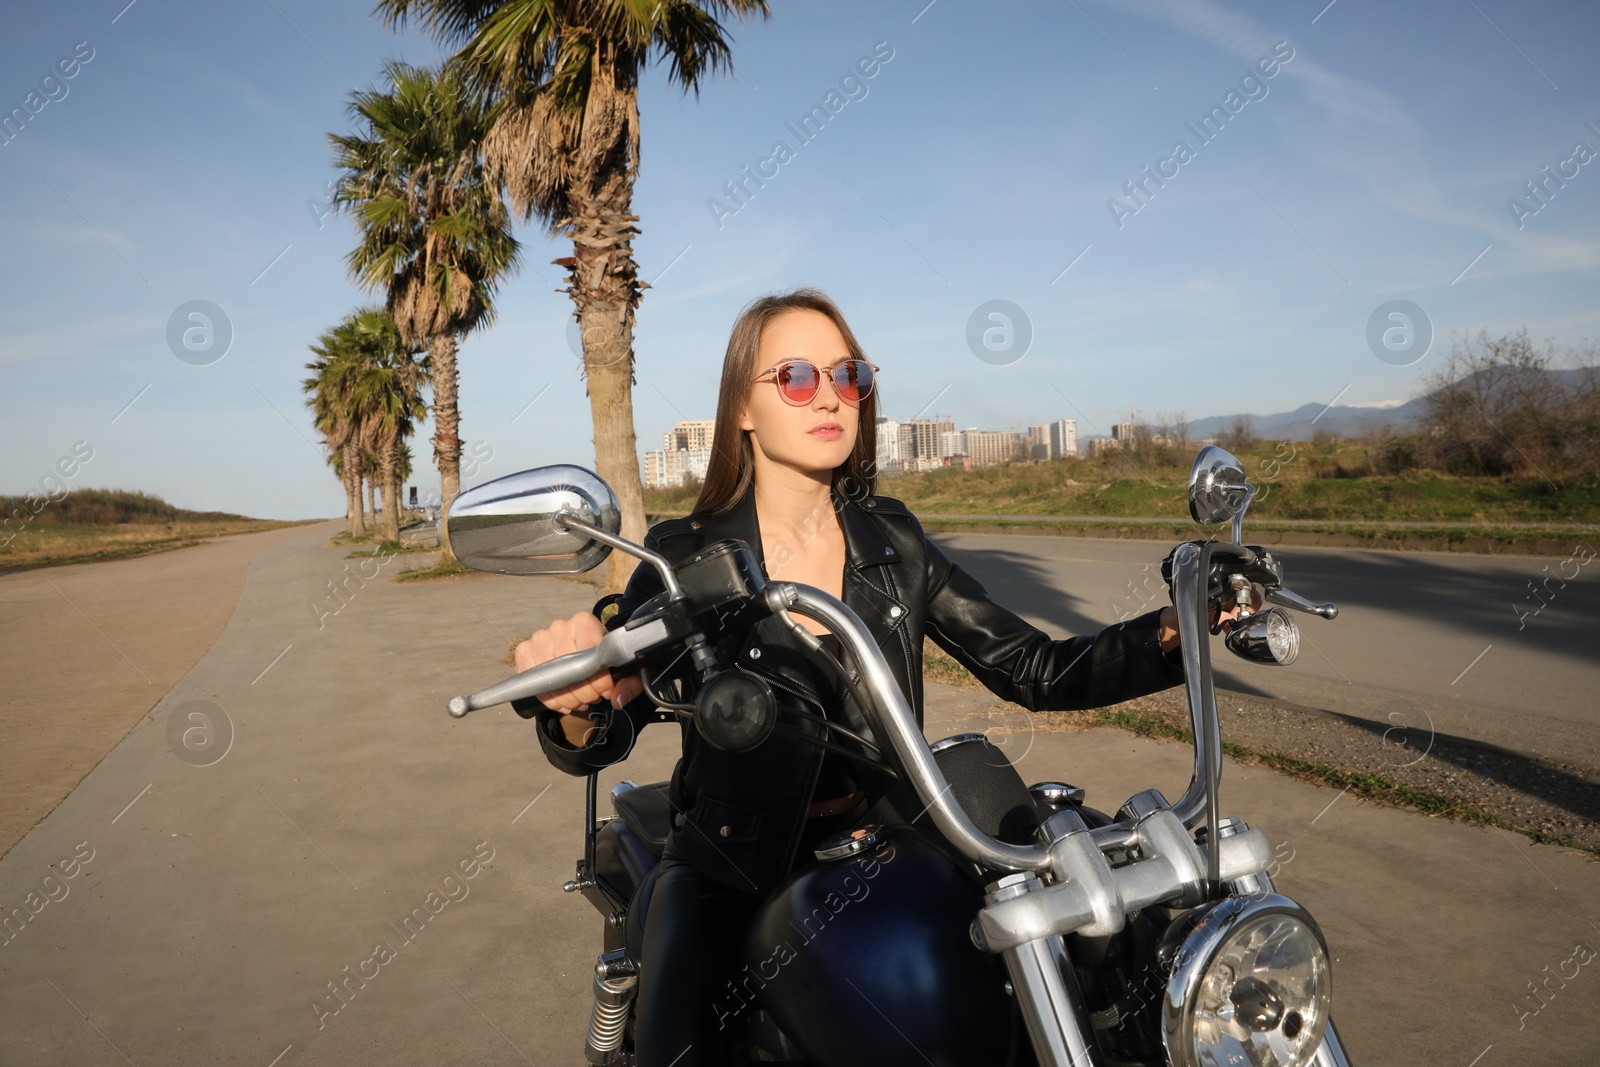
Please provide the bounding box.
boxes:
[613,781,673,855]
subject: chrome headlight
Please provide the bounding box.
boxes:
[1158,893,1331,1067]
[1225,607,1300,666]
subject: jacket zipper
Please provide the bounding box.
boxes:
[881,563,921,714]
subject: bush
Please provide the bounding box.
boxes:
[1418,330,1599,480]
[1368,433,1422,475]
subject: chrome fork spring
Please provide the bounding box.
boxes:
[585,971,638,1058]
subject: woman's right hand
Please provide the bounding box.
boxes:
[514,612,645,747]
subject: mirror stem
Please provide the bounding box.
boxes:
[1223,483,1258,545]
[555,510,685,600]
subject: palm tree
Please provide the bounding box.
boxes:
[374,0,769,590]
[332,60,521,559]
[394,438,416,523]
[347,307,431,541]
[305,325,368,538]
[305,309,430,541]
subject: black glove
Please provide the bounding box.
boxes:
[1160,540,1211,603]
[1163,541,1280,635]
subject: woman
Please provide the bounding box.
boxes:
[514,289,1195,1065]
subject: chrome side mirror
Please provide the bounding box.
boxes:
[446,465,620,576]
[1189,446,1256,544]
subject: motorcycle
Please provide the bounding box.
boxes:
[441,445,1354,1067]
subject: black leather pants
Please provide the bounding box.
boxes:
[635,800,870,1066]
[634,846,763,1067]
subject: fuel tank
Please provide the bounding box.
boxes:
[738,827,1015,1066]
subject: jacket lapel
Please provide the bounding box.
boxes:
[689,489,910,709]
[838,496,911,645]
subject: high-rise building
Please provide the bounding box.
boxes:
[965,430,1014,468]
[939,430,967,459]
[875,417,901,473]
[645,420,716,488]
[1049,419,1078,458]
[1026,424,1051,461]
[644,447,711,488]
[901,418,955,471]
[663,420,715,452]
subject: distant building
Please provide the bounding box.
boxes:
[663,420,715,452]
[1048,419,1078,458]
[900,418,954,472]
[875,417,901,473]
[645,420,716,488]
[939,430,967,459]
[965,430,1015,469]
[1025,424,1051,461]
[1086,437,1119,456]
[645,447,710,489]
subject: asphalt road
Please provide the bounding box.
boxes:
[1,522,1597,1066]
[932,532,1600,773]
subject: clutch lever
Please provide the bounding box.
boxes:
[446,617,674,717]
[1265,587,1338,620]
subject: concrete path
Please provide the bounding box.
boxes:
[1,524,1596,1066]
[0,523,326,856]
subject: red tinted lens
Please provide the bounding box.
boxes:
[775,362,820,404]
[831,360,874,404]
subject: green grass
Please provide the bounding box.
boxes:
[393,556,472,582]
[859,443,1600,526]
[345,539,433,558]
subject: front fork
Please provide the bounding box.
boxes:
[989,873,1102,1067]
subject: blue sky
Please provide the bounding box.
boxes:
[3,0,1598,518]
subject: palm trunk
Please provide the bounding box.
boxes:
[380,433,401,542]
[344,441,366,538]
[428,333,462,560]
[578,306,648,592]
[366,479,376,530]
[566,153,648,593]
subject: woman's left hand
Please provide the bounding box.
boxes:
[1156,582,1266,654]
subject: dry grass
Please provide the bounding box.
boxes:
[0,519,311,572]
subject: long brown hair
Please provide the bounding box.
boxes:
[693,289,879,514]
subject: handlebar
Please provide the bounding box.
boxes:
[446,617,673,718]
[775,583,1050,873]
[444,532,1334,937]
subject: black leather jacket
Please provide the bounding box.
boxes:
[519,488,1186,894]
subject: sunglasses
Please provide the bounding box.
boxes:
[753,359,879,407]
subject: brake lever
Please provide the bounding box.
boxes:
[1265,587,1338,620]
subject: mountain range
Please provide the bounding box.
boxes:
[1184,398,1424,442]
[1178,366,1595,443]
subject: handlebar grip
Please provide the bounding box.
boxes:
[447,646,607,718]
[445,617,672,718]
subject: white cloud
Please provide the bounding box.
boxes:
[1105,0,1600,279]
